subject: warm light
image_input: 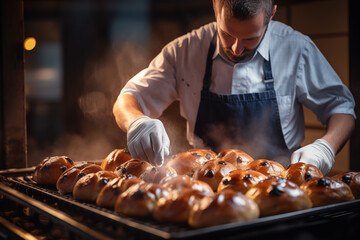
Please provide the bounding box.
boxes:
[24,37,36,51]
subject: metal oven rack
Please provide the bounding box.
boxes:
[1,168,360,240]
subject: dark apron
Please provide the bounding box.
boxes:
[194,34,289,162]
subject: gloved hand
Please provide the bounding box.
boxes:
[291,139,335,175]
[127,116,170,166]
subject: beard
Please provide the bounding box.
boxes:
[221,44,257,63]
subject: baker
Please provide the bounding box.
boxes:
[113,0,355,175]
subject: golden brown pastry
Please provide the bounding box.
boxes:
[332,172,360,199]
[114,159,152,178]
[114,181,170,217]
[216,149,254,169]
[300,177,355,207]
[193,160,236,191]
[56,162,102,194]
[100,148,132,172]
[153,188,208,223]
[33,156,75,186]
[247,159,285,177]
[188,189,259,228]
[246,177,312,217]
[160,175,213,195]
[114,183,156,217]
[96,176,145,208]
[187,149,217,161]
[117,176,145,193]
[281,162,323,186]
[165,151,209,176]
[96,177,123,208]
[73,171,118,202]
[140,165,177,184]
[217,169,267,194]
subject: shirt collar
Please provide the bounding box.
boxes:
[256,22,271,61]
[212,21,272,62]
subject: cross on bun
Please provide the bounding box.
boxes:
[56,162,102,194]
[101,148,132,172]
[332,171,360,199]
[114,182,169,218]
[140,165,177,184]
[187,149,217,161]
[160,175,213,195]
[73,171,118,202]
[114,159,152,178]
[33,156,75,186]
[96,176,144,208]
[246,177,312,217]
[247,159,285,177]
[188,189,259,228]
[281,162,323,186]
[193,160,236,191]
[165,150,209,177]
[153,188,209,223]
[217,169,267,194]
[216,149,254,170]
[300,177,355,207]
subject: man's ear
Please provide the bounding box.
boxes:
[270,4,277,20]
[213,0,217,19]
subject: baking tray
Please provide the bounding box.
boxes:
[1,167,360,240]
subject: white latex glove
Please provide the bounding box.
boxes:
[127,116,170,166]
[291,139,335,175]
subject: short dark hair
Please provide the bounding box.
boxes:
[214,0,274,25]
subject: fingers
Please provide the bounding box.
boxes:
[290,150,301,164]
[127,117,170,166]
[150,132,164,166]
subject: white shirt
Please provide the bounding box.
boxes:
[119,21,356,152]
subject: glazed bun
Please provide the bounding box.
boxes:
[281,162,323,186]
[73,171,118,202]
[332,172,360,199]
[165,150,209,176]
[140,165,177,184]
[96,175,145,208]
[114,159,152,178]
[101,148,132,172]
[193,160,236,191]
[187,149,217,161]
[247,159,285,177]
[217,169,267,194]
[114,183,169,218]
[216,149,254,169]
[153,188,208,223]
[114,183,155,217]
[300,177,355,207]
[160,175,213,195]
[188,189,259,228]
[96,177,123,208]
[33,156,75,186]
[56,162,102,194]
[246,177,312,217]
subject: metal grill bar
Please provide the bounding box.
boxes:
[0,183,112,240]
[1,169,360,240]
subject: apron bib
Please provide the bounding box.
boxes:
[194,34,289,164]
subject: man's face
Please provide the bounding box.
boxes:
[216,7,269,63]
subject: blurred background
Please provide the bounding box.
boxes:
[2,0,358,175]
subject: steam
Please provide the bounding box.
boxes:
[28,41,151,166]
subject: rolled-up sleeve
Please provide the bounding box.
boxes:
[120,43,179,118]
[296,38,356,125]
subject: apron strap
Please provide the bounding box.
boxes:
[202,33,217,91]
[263,58,275,91]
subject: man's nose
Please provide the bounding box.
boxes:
[232,39,244,55]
